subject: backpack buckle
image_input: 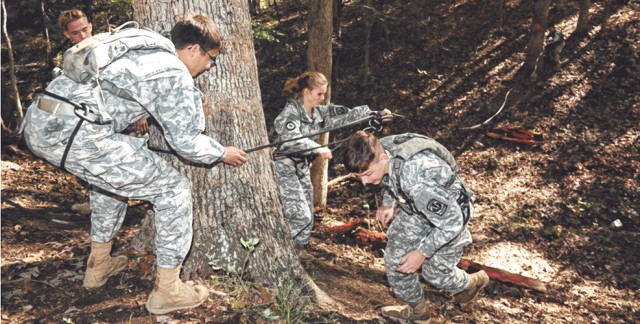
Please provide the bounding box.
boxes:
[74,103,113,125]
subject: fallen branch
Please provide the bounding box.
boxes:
[325,218,366,236]
[354,228,387,250]
[328,173,356,187]
[486,126,543,145]
[457,259,547,293]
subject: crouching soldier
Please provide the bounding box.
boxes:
[21,14,247,314]
[342,131,489,321]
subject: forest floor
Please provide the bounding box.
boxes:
[2,1,640,323]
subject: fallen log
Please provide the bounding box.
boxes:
[325,218,366,236]
[354,228,387,250]
[325,220,547,293]
[457,259,547,293]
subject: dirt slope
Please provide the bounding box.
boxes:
[2,1,639,322]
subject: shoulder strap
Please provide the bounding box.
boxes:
[62,22,175,84]
[382,133,468,215]
[59,22,175,124]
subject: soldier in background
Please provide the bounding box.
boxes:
[58,9,149,216]
[272,71,391,261]
[342,131,488,321]
[58,9,93,44]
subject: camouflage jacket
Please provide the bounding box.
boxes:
[22,48,226,175]
[380,135,470,258]
[273,97,371,156]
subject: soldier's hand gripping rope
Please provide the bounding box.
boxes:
[245,110,400,155]
[270,111,400,159]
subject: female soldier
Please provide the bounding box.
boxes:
[272,71,391,260]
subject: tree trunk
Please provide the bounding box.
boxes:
[40,0,51,60]
[1,0,23,131]
[516,0,551,81]
[307,0,333,211]
[1,72,14,132]
[600,0,612,33]
[575,0,590,35]
[132,0,331,305]
[361,0,374,90]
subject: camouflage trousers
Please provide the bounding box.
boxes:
[25,131,193,269]
[385,209,472,306]
[273,160,313,246]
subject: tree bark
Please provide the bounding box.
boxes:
[307,0,333,211]
[40,0,51,61]
[515,0,551,82]
[600,0,612,33]
[1,0,23,131]
[575,0,590,36]
[131,0,332,306]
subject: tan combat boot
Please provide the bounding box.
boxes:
[296,246,315,262]
[146,266,209,314]
[83,241,128,288]
[380,299,430,320]
[454,270,490,303]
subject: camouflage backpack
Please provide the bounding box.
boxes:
[59,22,175,124]
[380,133,472,220]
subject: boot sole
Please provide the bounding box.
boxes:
[145,299,207,315]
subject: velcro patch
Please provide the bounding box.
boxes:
[426,199,448,216]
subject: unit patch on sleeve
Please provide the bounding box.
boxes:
[330,105,348,116]
[426,199,448,216]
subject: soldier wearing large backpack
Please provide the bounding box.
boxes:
[21,14,247,314]
[343,131,489,321]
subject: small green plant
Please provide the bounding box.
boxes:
[208,237,261,307]
[251,21,285,43]
[259,308,280,320]
[274,261,309,324]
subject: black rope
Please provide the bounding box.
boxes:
[245,113,394,154]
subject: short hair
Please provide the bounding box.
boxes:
[282,71,328,97]
[170,14,224,52]
[58,9,88,31]
[343,130,385,173]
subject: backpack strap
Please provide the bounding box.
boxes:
[60,21,175,124]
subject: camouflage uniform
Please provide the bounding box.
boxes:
[21,48,226,268]
[273,98,372,246]
[380,142,473,307]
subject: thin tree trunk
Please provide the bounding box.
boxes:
[498,0,504,31]
[575,0,590,35]
[361,0,373,89]
[1,0,23,130]
[515,0,551,82]
[600,0,612,33]
[307,0,333,211]
[132,0,332,306]
[40,0,51,60]
[1,72,14,132]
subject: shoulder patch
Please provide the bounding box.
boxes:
[330,105,348,116]
[426,199,448,216]
[285,121,296,131]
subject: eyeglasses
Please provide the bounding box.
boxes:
[202,49,217,67]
